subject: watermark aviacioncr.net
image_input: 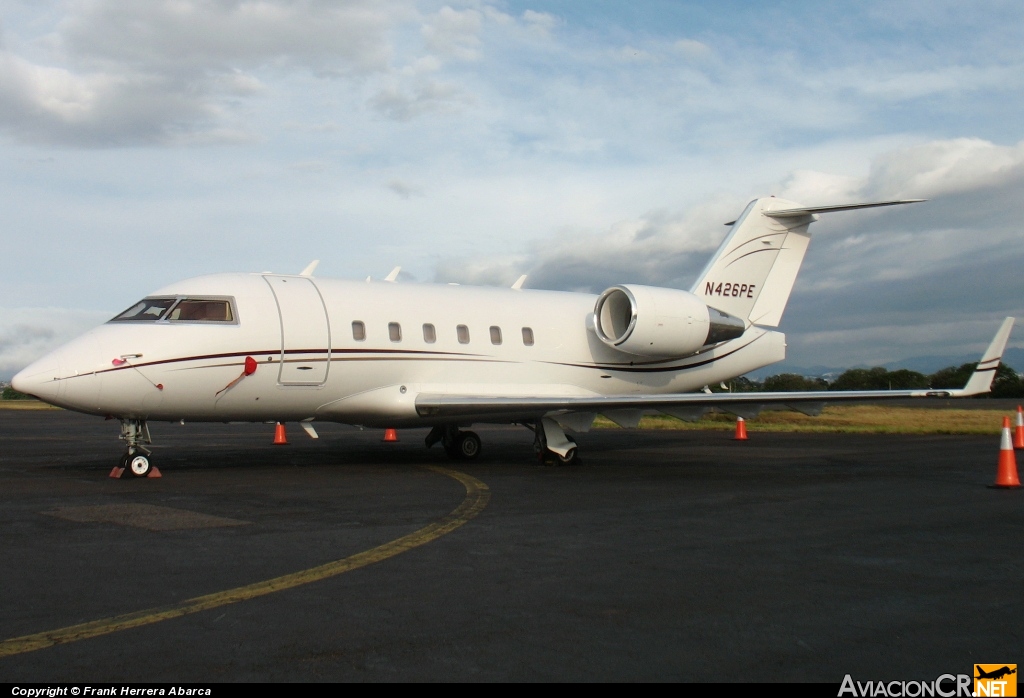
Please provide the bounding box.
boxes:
[839,666,1018,698]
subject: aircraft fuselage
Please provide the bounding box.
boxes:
[13,272,784,427]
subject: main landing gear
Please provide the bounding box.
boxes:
[426,418,581,465]
[113,418,158,478]
[425,425,482,460]
[529,417,580,466]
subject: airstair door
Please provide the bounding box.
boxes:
[263,275,331,385]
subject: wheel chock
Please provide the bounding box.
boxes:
[109,466,125,479]
[147,466,162,478]
[991,416,1021,489]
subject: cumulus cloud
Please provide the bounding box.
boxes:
[421,6,483,61]
[59,0,404,73]
[437,196,737,292]
[369,79,472,121]
[435,138,1024,365]
[0,308,112,380]
[673,38,712,59]
[0,0,414,145]
[386,178,423,198]
[520,10,558,37]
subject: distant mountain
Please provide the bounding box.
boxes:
[744,347,1024,381]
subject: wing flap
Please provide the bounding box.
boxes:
[415,387,953,419]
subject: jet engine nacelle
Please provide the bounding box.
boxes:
[593,284,745,358]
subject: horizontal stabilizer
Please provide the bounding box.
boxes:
[764,199,925,218]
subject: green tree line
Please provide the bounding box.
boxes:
[1,386,32,400]
[730,363,1024,398]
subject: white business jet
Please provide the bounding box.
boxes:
[12,197,1015,476]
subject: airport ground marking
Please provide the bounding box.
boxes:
[0,465,490,658]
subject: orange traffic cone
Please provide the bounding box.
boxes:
[991,416,1020,489]
[733,416,748,441]
[1014,406,1024,450]
[273,422,289,445]
[382,428,399,442]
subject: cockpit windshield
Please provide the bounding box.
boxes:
[110,298,177,322]
[109,297,237,323]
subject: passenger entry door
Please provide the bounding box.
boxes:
[263,276,331,385]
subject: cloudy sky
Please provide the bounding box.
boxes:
[1,0,1023,378]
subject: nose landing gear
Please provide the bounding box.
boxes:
[110,419,161,479]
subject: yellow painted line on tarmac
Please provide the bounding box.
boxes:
[0,465,489,658]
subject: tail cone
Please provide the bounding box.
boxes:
[733,416,748,441]
[1013,406,1024,450]
[382,428,399,443]
[273,422,289,446]
[991,416,1020,489]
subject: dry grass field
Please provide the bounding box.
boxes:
[597,405,1015,434]
[0,400,61,411]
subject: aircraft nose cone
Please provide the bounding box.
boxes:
[11,356,64,403]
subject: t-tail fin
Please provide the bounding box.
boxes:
[691,197,924,327]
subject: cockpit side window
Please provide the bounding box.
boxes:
[110,298,177,322]
[168,299,235,323]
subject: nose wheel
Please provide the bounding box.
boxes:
[125,451,153,477]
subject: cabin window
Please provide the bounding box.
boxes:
[423,323,436,343]
[522,327,535,346]
[110,298,178,322]
[490,326,502,345]
[388,322,402,342]
[167,299,235,323]
[457,325,470,344]
[352,321,366,341]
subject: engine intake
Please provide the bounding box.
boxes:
[594,285,745,358]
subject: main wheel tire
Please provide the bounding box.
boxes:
[456,431,481,460]
[128,453,152,477]
[555,446,579,465]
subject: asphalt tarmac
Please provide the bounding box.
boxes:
[0,408,1021,682]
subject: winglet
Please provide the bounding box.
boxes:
[955,317,1015,396]
[511,274,528,290]
[299,260,320,277]
[385,266,401,282]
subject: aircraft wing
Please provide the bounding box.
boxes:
[416,317,1015,422]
